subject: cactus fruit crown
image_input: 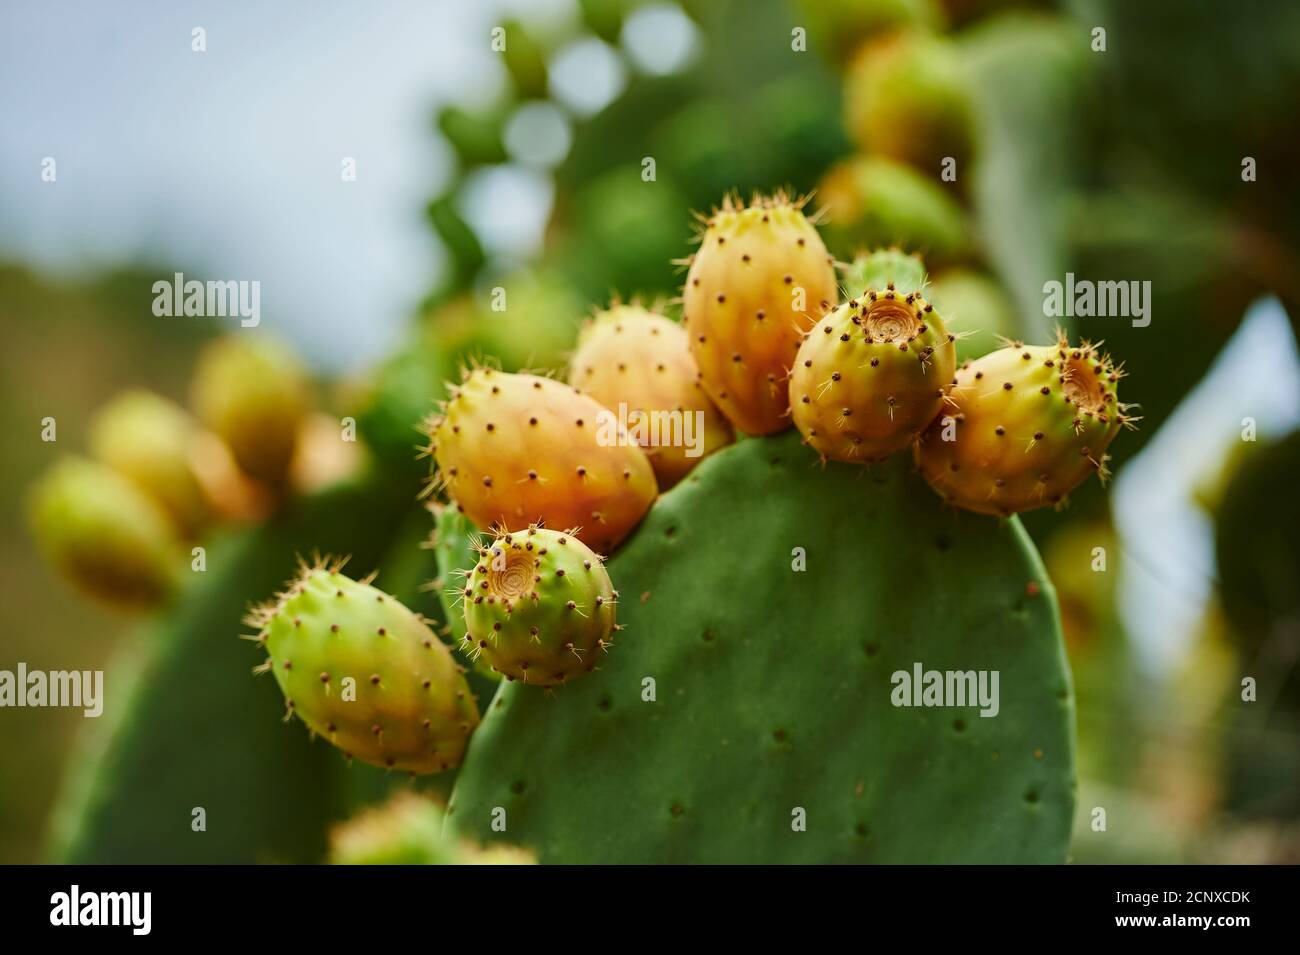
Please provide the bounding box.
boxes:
[916,329,1140,516]
[682,191,839,436]
[421,363,656,554]
[790,248,958,464]
[245,555,479,775]
[459,524,618,687]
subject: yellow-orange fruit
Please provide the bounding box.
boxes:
[915,334,1135,515]
[426,369,657,554]
[569,304,733,488]
[683,194,838,435]
[790,286,957,463]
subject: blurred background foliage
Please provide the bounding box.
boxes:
[2,0,1298,862]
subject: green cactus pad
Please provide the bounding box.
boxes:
[48,476,415,863]
[445,430,1075,862]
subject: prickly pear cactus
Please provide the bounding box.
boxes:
[461,526,617,686]
[191,336,310,487]
[569,304,733,488]
[87,390,212,537]
[844,30,975,180]
[247,564,480,774]
[329,791,533,865]
[443,430,1076,863]
[791,285,957,462]
[28,456,181,609]
[425,368,656,554]
[49,475,416,863]
[818,156,971,263]
[842,248,928,298]
[916,333,1135,515]
[684,193,837,436]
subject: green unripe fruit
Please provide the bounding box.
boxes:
[844,30,976,180]
[191,336,310,487]
[28,456,180,609]
[248,564,480,774]
[88,390,211,537]
[462,526,617,686]
[842,248,928,299]
[818,156,971,263]
[926,268,1019,362]
[329,792,534,865]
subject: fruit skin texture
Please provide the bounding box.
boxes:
[842,247,928,299]
[844,30,975,179]
[248,564,480,774]
[790,285,957,463]
[569,304,733,488]
[916,335,1132,515]
[28,456,180,608]
[88,390,212,537]
[191,336,310,487]
[462,525,616,687]
[426,368,656,554]
[818,156,970,263]
[684,194,837,436]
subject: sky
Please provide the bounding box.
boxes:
[0,0,557,370]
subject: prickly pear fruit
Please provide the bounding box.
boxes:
[818,156,971,263]
[426,368,656,554]
[87,390,212,537]
[28,457,180,608]
[844,30,975,179]
[569,304,733,488]
[797,0,944,64]
[191,336,310,487]
[329,792,534,865]
[915,333,1136,515]
[842,247,928,298]
[247,561,480,774]
[790,283,957,463]
[461,525,617,686]
[926,268,1019,362]
[684,193,837,436]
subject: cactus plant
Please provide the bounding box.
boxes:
[442,430,1076,862]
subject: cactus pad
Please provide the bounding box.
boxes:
[444,430,1076,862]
